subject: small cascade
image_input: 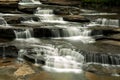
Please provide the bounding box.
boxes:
[14,29,33,39]
[0,17,11,28]
[2,46,6,59]
[82,52,120,66]
[96,18,119,27]
[22,44,84,73]
[17,49,27,62]
[87,18,119,27]
[19,0,41,4]
[37,27,92,37]
[35,8,53,16]
[43,47,84,73]
[34,8,67,24]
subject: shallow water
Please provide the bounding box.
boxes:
[0,1,120,80]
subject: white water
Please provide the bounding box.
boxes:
[34,8,67,24]
[19,0,41,4]
[26,44,84,73]
[0,17,11,28]
[51,27,95,43]
[87,18,119,27]
[14,29,32,39]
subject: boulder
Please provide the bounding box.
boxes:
[63,15,90,22]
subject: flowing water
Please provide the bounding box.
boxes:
[0,1,120,80]
[0,17,11,28]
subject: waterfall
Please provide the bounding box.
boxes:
[87,18,119,27]
[2,46,6,59]
[82,52,120,66]
[34,8,67,24]
[0,17,11,28]
[19,0,41,4]
[35,8,53,16]
[14,29,32,39]
[43,27,91,37]
[22,44,84,73]
[42,47,84,73]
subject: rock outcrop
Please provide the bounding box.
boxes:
[53,7,81,15]
[0,45,18,58]
[0,29,16,39]
[40,0,81,6]
[63,15,90,22]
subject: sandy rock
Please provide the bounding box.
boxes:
[53,7,81,15]
[14,64,35,77]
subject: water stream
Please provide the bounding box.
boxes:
[0,0,120,80]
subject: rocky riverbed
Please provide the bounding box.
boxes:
[0,0,120,80]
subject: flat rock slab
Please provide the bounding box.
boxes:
[63,15,90,22]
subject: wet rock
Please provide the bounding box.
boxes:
[14,64,35,77]
[90,28,120,40]
[28,71,53,80]
[0,45,18,58]
[0,0,19,13]
[83,64,120,75]
[0,29,15,39]
[3,16,21,24]
[63,15,90,22]
[85,72,120,80]
[40,0,81,6]
[18,7,37,14]
[53,7,81,15]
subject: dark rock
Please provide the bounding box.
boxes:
[0,29,16,40]
[0,0,19,13]
[18,7,37,14]
[40,0,81,6]
[19,16,40,22]
[63,15,90,22]
[34,28,54,38]
[53,7,81,15]
[0,45,18,58]
[3,16,21,24]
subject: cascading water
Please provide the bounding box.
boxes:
[52,27,95,43]
[13,28,40,49]
[83,53,120,66]
[96,18,119,27]
[0,17,11,28]
[34,8,67,24]
[24,45,85,73]
[14,29,32,39]
[87,18,120,27]
[40,48,84,72]
[19,0,41,4]
[35,8,53,16]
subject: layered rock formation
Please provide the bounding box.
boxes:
[40,0,81,6]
